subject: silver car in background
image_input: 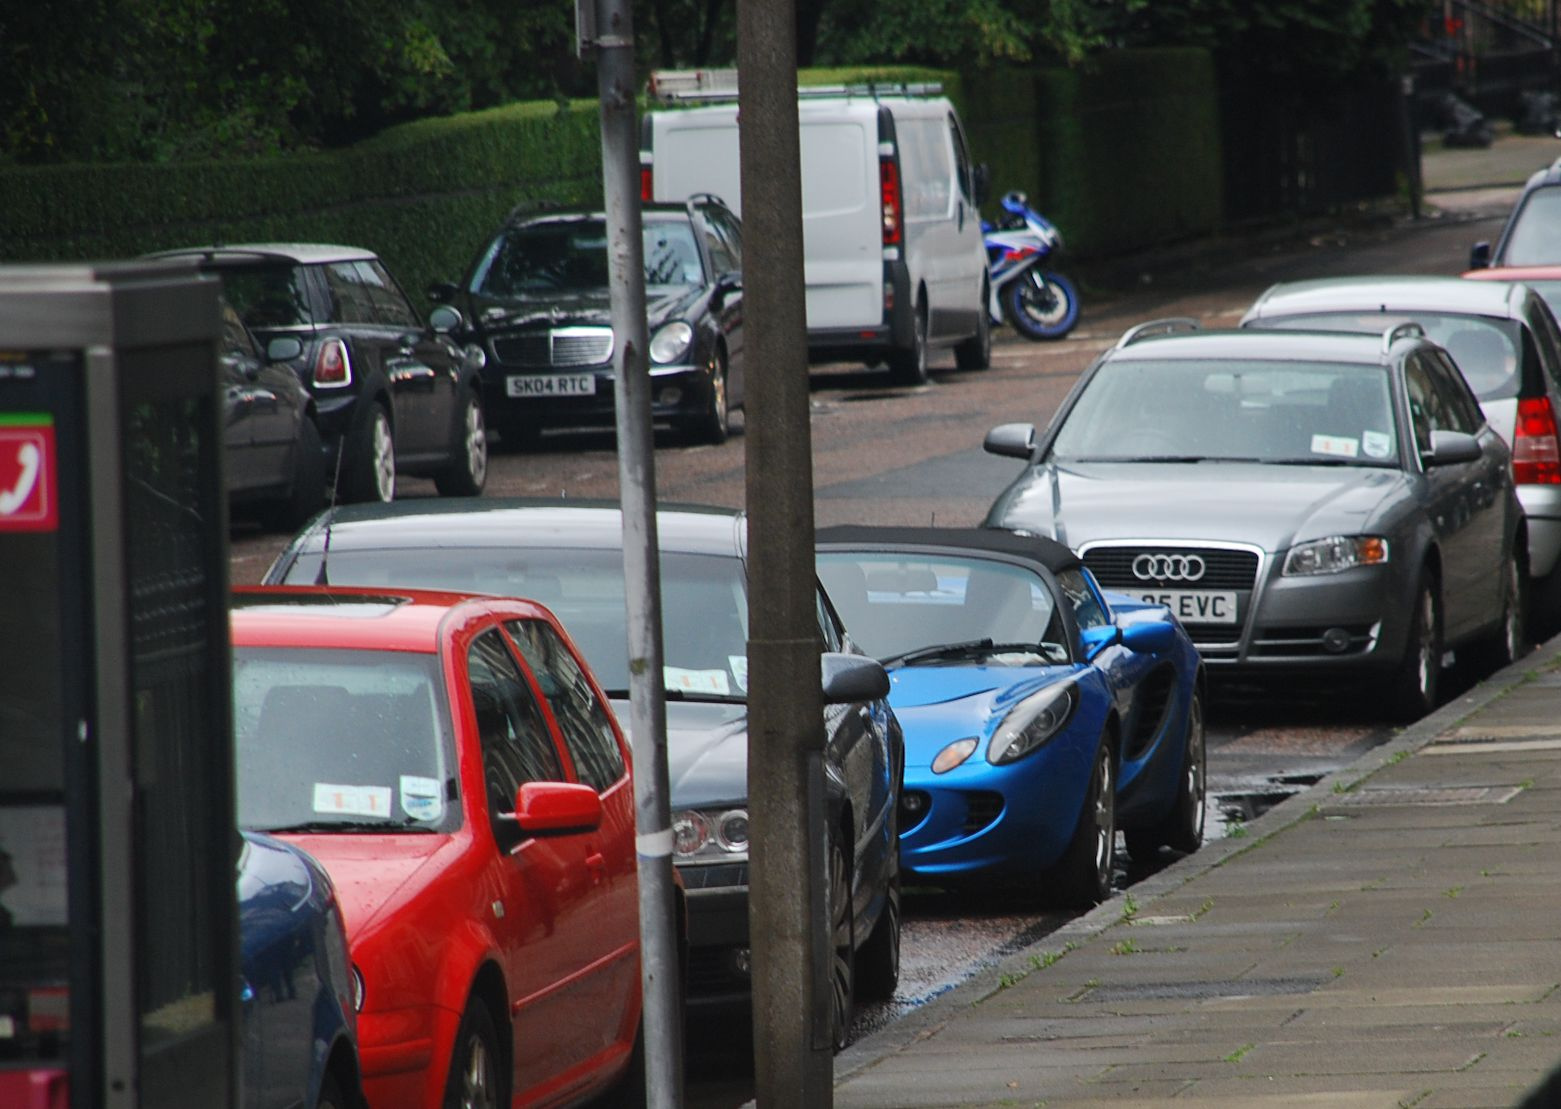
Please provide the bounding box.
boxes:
[1241,275,1561,634]
[983,322,1524,721]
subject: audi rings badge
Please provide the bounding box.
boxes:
[1132,553,1207,582]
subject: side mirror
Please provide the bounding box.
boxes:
[1120,620,1176,655]
[265,336,304,362]
[1469,241,1491,269]
[1424,428,1483,466]
[716,271,743,294]
[972,163,991,207]
[821,652,890,704]
[429,304,464,335]
[427,281,459,304]
[1078,625,1120,661]
[513,781,603,836]
[984,422,1037,460]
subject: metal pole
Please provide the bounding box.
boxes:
[591,0,685,1102]
[737,0,833,1103]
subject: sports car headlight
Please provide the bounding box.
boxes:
[1282,536,1389,576]
[932,737,979,774]
[987,683,1077,766]
[672,806,749,860]
[649,321,694,364]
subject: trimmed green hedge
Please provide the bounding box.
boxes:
[0,53,1224,303]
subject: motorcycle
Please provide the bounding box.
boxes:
[982,191,1080,341]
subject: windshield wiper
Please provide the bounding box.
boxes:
[602,687,746,704]
[1070,455,1209,463]
[883,639,1042,666]
[259,819,434,834]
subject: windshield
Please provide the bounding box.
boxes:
[1246,311,1520,400]
[1051,358,1400,467]
[278,547,749,699]
[468,218,704,298]
[232,647,456,832]
[816,553,1067,664]
[1504,186,1561,268]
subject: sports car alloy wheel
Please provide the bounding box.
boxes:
[827,835,855,1051]
[854,865,900,1001]
[1124,689,1205,860]
[1048,738,1115,906]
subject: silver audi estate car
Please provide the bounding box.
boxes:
[983,321,1524,721]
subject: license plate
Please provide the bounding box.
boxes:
[1136,590,1238,625]
[507,374,595,398]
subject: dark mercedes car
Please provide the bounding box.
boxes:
[983,322,1525,721]
[430,198,744,447]
[261,500,901,1045]
[150,243,488,504]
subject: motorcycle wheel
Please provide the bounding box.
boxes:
[1002,269,1080,341]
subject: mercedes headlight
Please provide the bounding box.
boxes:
[672,806,749,860]
[988,683,1077,766]
[1282,536,1389,576]
[649,321,694,365]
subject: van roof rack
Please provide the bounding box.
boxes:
[648,68,943,104]
[1114,318,1202,349]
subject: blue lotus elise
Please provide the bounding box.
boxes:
[817,526,1206,906]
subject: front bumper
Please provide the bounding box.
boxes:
[480,362,712,429]
[678,862,751,1010]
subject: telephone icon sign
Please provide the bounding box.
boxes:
[0,424,57,531]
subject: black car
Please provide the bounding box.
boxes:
[430,198,744,447]
[150,243,488,504]
[261,499,902,1045]
[1470,154,1561,270]
[218,299,325,532]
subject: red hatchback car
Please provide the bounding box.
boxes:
[229,587,641,1108]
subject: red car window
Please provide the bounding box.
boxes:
[505,619,625,792]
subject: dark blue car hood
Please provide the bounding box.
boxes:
[611,697,749,810]
[889,664,1075,769]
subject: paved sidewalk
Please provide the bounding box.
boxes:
[834,640,1561,1107]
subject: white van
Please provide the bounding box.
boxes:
[642,76,991,384]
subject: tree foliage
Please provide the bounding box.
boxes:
[0,0,1433,164]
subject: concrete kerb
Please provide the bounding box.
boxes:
[831,633,1561,1090]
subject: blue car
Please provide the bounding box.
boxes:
[238,831,364,1109]
[817,526,1205,906]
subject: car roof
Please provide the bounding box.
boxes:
[508,205,705,228]
[1105,327,1398,364]
[230,585,551,650]
[816,525,1081,575]
[283,498,745,560]
[148,243,380,266]
[1249,275,1530,321]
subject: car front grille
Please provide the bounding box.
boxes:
[1249,624,1377,657]
[962,791,1004,835]
[491,326,614,368]
[686,946,750,998]
[1083,546,1261,591]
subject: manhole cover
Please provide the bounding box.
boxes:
[1326,785,1521,806]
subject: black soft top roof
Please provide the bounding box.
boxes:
[815,525,1081,575]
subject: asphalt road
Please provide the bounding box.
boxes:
[228,186,1520,1105]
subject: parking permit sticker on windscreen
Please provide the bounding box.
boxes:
[728,655,749,693]
[1311,434,1359,458]
[313,783,393,818]
[399,775,443,822]
[665,667,731,696]
[1362,430,1393,459]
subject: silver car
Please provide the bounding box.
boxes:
[1241,275,1561,634]
[983,321,1524,721]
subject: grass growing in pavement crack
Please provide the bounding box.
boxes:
[1121,893,1139,920]
[1109,939,1140,956]
[1457,1051,1488,1072]
[1415,908,1434,928]
[1224,1043,1255,1064]
[1444,886,1463,899]
[1191,898,1215,920]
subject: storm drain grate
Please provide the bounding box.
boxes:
[1080,976,1327,1003]
[1325,786,1521,807]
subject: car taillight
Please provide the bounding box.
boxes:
[1513,395,1561,484]
[640,164,653,203]
[313,338,352,387]
[879,155,902,246]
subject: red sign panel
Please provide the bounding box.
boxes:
[0,423,57,532]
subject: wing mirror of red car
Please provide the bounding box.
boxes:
[513,781,603,836]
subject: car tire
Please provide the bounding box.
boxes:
[1464,550,1527,676]
[826,833,855,1052]
[954,286,992,370]
[442,999,506,1109]
[344,403,396,504]
[435,389,488,497]
[259,415,325,533]
[1386,570,1441,723]
[888,298,929,386]
[1044,735,1115,907]
[854,862,900,1002]
[315,1070,347,1109]
[681,348,730,445]
[1124,689,1206,861]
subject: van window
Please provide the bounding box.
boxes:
[896,118,952,220]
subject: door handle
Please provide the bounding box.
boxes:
[586,852,607,884]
